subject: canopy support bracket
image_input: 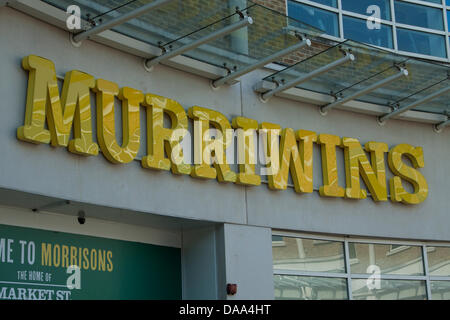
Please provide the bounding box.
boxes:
[212,36,311,88]
[144,15,253,70]
[320,67,409,115]
[434,118,450,133]
[71,0,175,44]
[260,51,355,102]
[378,85,450,124]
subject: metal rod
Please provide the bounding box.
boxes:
[261,52,355,101]
[212,38,311,88]
[378,85,450,123]
[422,245,432,300]
[32,200,71,213]
[145,16,253,69]
[72,0,175,43]
[435,118,450,132]
[320,67,409,113]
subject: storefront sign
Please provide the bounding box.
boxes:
[17,55,428,205]
[0,224,181,300]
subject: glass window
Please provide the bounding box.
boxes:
[273,234,450,300]
[351,279,427,300]
[287,1,339,37]
[343,16,393,48]
[349,243,424,276]
[274,275,348,300]
[397,28,446,58]
[395,0,444,31]
[341,0,391,20]
[272,237,346,273]
[427,247,450,276]
[447,10,450,30]
[307,0,337,7]
[431,281,450,300]
[272,235,284,242]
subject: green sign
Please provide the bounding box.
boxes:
[0,224,181,300]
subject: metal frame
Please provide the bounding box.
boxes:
[434,118,450,132]
[260,51,355,101]
[343,239,353,300]
[71,0,175,44]
[272,230,450,300]
[320,67,409,114]
[212,37,312,88]
[423,245,433,299]
[144,16,253,70]
[378,85,450,124]
[290,0,450,62]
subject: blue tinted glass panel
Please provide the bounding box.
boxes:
[448,10,450,30]
[341,0,391,20]
[343,16,393,48]
[397,28,446,57]
[395,1,444,31]
[308,0,337,7]
[288,1,339,36]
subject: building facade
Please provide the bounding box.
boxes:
[0,0,449,300]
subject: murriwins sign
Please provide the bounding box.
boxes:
[17,55,428,205]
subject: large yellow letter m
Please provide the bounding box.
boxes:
[17,55,98,156]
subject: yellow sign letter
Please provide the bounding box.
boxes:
[142,94,191,175]
[388,144,428,205]
[94,79,143,164]
[342,138,388,201]
[17,55,98,156]
[317,134,345,197]
[263,126,317,193]
[232,117,260,186]
[188,106,236,182]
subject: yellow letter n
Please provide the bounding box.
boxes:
[341,138,388,201]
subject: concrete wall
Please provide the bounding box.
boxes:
[181,224,274,300]
[182,226,221,299]
[221,224,274,300]
[0,6,449,246]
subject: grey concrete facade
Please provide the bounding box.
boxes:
[0,5,449,299]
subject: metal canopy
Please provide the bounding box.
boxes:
[378,83,450,124]
[260,40,408,101]
[45,0,322,72]
[260,50,355,101]
[41,0,450,131]
[71,0,175,43]
[145,15,254,69]
[212,36,312,88]
[320,67,409,114]
[260,38,450,129]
